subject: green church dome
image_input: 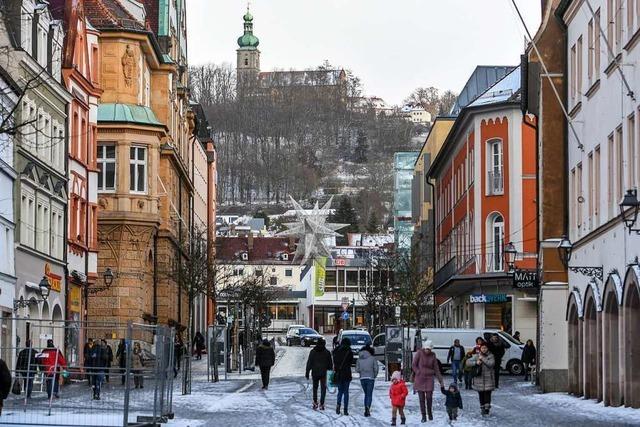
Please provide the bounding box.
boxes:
[237,7,259,49]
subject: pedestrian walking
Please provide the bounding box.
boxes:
[466,343,496,416]
[473,336,485,354]
[103,340,114,383]
[174,334,185,378]
[16,340,38,398]
[332,337,354,416]
[193,332,205,360]
[389,371,408,426]
[461,350,475,390]
[411,340,444,422]
[39,339,67,399]
[255,339,276,390]
[521,339,536,381]
[332,334,339,350]
[116,339,126,385]
[305,338,333,410]
[83,338,94,385]
[355,344,378,417]
[446,339,465,384]
[440,382,463,421]
[88,339,109,399]
[0,358,11,416]
[132,342,145,389]
[487,335,505,388]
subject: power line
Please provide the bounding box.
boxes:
[508,0,586,151]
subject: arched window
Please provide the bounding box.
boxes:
[244,58,249,66]
[487,139,503,195]
[487,213,504,271]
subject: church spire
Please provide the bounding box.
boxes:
[238,3,259,49]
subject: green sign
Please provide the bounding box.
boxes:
[314,257,327,297]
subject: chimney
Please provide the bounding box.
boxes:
[248,233,254,251]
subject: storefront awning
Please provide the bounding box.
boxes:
[435,273,513,297]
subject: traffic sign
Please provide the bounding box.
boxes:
[341,311,350,321]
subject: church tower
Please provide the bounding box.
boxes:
[236,6,260,87]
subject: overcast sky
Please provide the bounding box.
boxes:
[187,1,541,105]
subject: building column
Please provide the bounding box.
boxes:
[538,281,569,392]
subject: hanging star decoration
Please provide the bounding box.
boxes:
[277,196,348,265]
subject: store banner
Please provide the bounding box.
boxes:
[314,257,327,297]
[69,286,82,313]
[513,270,539,289]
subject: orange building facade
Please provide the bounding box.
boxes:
[58,0,103,364]
[428,67,539,363]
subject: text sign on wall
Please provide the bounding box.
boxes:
[469,294,508,304]
[513,270,539,289]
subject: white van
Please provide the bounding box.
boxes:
[373,328,525,375]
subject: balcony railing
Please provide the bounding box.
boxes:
[487,171,503,195]
[433,252,508,291]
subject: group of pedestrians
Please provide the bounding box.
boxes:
[16,339,67,400]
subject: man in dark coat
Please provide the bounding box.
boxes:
[305,339,333,410]
[103,340,114,383]
[332,337,354,415]
[0,358,11,415]
[521,339,536,381]
[16,340,38,398]
[255,339,276,389]
[88,340,109,399]
[487,335,505,388]
[116,339,126,385]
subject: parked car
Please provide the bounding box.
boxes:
[337,329,372,363]
[285,324,305,346]
[288,328,323,347]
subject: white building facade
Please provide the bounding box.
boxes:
[560,0,640,408]
[0,67,19,364]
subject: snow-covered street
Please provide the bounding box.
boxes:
[167,344,640,427]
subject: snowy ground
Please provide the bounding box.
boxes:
[2,343,639,426]
[169,345,640,427]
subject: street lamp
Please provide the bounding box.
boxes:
[619,189,640,233]
[504,241,517,273]
[556,235,603,281]
[14,276,51,312]
[103,268,115,287]
[557,235,573,268]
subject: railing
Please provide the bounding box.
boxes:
[487,171,504,195]
[433,252,508,291]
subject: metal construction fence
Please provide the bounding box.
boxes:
[0,318,175,427]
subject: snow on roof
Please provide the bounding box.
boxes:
[468,66,521,108]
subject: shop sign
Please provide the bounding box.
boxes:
[513,270,539,289]
[469,293,508,304]
[45,263,62,293]
[69,286,82,313]
[335,258,347,266]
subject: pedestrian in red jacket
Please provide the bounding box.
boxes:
[38,340,67,399]
[389,371,408,426]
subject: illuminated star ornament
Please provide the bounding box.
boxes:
[277,196,347,265]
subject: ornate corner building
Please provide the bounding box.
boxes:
[84,0,193,329]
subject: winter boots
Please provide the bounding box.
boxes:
[481,403,491,415]
[312,402,318,410]
[319,404,325,411]
[343,408,349,416]
[391,418,397,426]
[364,406,370,417]
[401,416,406,425]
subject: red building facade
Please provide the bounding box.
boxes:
[428,67,538,350]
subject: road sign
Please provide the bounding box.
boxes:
[395,306,401,318]
[341,311,350,321]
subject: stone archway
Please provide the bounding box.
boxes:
[583,292,598,400]
[602,279,622,406]
[623,268,640,408]
[567,294,582,396]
